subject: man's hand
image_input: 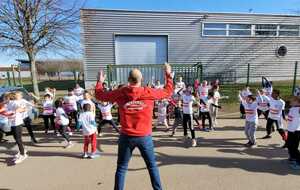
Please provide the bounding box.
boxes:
[97,69,106,83]
[164,63,172,75]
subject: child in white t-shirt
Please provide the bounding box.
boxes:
[73,83,85,101]
[80,91,96,116]
[155,99,169,130]
[262,89,288,148]
[200,92,222,132]
[239,94,259,148]
[54,99,73,148]
[64,89,79,131]
[97,101,119,136]
[42,94,56,134]
[79,103,99,159]
[286,96,300,169]
[182,85,200,147]
[6,92,28,164]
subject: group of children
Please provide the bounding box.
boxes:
[1,76,300,170]
[152,77,223,147]
[239,78,300,169]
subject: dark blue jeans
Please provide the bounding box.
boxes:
[114,134,162,190]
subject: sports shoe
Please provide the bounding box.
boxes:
[14,150,28,160]
[169,131,175,137]
[191,139,197,147]
[244,141,252,147]
[82,152,89,159]
[182,135,189,141]
[64,141,74,149]
[89,152,100,159]
[98,133,103,137]
[290,162,300,170]
[68,132,73,136]
[281,142,288,149]
[249,143,257,148]
[56,133,61,137]
[14,154,28,164]
[31,138,38,144]
[262,135,272,139]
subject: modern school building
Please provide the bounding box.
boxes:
[80,9,300,88]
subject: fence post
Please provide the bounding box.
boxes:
[107,65,111,88]
[7,71,11,86]
[292,61,298,95]
[199,64,203,82]
[246,63,250,86]
[11,65,16,86]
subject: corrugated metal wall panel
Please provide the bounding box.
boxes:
[81,9,300,86]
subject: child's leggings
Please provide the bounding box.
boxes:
[266,118,287,141]
[23,117,37,141]
[84,133,97,153]
[287,131,300,163]
[58,125,70,142]
[182,114,195,139]
[245,121,257,144]
[11,125,25,155]
[98,119,119,133]
[201,112,212,129]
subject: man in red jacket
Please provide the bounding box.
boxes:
[95,63,173,190]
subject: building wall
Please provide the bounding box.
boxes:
[81,9,300,87]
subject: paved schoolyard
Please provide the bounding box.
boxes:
[0,118,299,190]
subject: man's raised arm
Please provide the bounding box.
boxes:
[142,63,174,100]
[95,70,122,102]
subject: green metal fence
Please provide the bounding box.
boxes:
[105,61,299,104]
[106,63,202,87]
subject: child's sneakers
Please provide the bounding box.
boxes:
[169,131,175,137]
[249,143,257,148]
[14,154,28,164]
[13,150,28,160]
[89,152,100,159]
[191,139,197,147]
[290,162,300,170]
[98,133,103,137]
[64,141,74,149]
[244,141,252,147]
[82,152,89,159]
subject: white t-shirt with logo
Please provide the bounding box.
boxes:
[73,87,84,101]
[98,103,113,120]
[43,100,54,115]
[268,98,285,120]
[55,107,69,126]
[182,94,196,114]
[287,107,300,132]
[198,85,210,100]
[256,95,270,112]
[79,111,97,136]
[6,100,24,126]
[64,95,78,112]
[242,101,259,124]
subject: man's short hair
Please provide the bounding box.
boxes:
[128,69,142,84]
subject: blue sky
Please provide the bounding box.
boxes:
[1,0,300,66]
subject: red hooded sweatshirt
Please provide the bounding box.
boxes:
[95,73,173,137]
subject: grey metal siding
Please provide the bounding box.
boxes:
[81,9,300,86]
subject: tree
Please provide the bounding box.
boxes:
[0,0,83,96]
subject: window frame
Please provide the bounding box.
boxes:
[202,22,300,38]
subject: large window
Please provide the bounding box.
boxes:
[229,24,251,36]
[202,23,300,37]
[279,25,299,36]
[203,23,226,36]
[255,24,277,36]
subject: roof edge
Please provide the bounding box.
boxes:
[80,8,300,18]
